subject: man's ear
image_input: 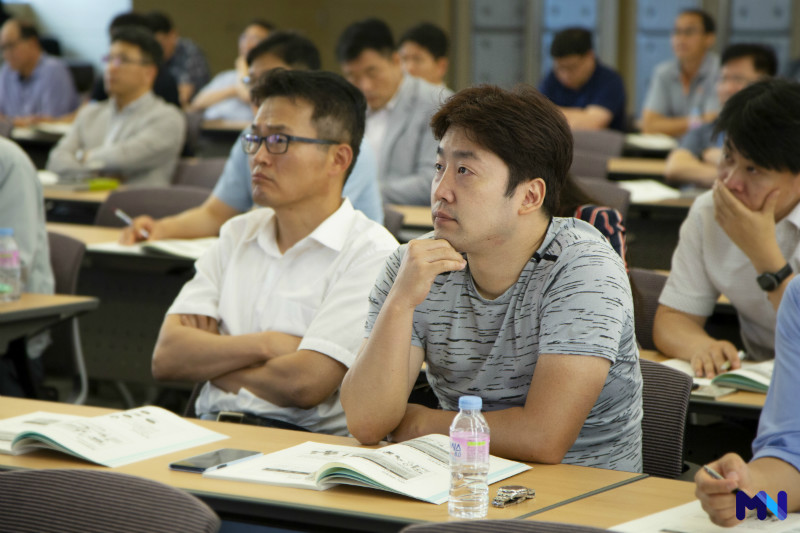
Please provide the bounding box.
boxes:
[519,178,546,215]
[330,143,354,178]
[436,57,449,82]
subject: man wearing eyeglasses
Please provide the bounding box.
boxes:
[46,26,185,186]
[152,69,398,434]
[640,9,719,137]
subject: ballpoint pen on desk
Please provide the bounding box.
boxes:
[114,208,150,239]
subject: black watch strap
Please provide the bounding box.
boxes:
[757,264,793,291]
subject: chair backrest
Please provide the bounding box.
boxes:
[639,358,692,478]
[171,157,227,190]
[94,186,210,227]
[65,60,95,94]
[401,519,608,533]
[383,205,405,241]
[0,469,220,533]
[572,129,626,157]
[48,232,86,295]
[574,176,631,220]
[569,150,610,180]
[182,110,205,157]
[183,381,204,418]
[629,267,668,351]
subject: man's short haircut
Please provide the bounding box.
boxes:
[246,19,275,33]
[680,8,715,34]
[250,69,366,180]
[110,26,163,66]
[721,43,777,77]
[550,27,593,58]
[398,22,448,59]
[146,11,173,34]
[430,85,573,217]
[715,79,800,174]
[109,12,152,33]
[246,31,321,71]
[336,18,395,63]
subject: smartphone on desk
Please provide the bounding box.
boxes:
[169,448,263,473]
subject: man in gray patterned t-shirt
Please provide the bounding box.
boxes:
[341,85,643,472]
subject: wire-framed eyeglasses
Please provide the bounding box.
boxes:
[241,132,339,155]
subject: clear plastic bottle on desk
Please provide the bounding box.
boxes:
[0,228,21,302]
[449,395,490,519]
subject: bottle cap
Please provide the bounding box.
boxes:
[0,228,13,237]
[458,395,482,410]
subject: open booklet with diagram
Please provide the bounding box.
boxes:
[0,407,227,467]
[203,433,530,504]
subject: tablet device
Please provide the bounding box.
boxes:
[169,448,262,473]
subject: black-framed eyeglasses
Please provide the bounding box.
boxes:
[102,54,152,67]
[241,132,338,155]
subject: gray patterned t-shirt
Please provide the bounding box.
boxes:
[365,217,643,472]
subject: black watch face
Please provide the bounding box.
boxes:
[757,273,779,291]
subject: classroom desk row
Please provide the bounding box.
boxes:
[0,396,698,532]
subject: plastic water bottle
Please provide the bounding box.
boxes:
[449,395,490,519]
[0,228,21,302]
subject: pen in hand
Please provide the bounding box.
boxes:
[114,208,150,239]
[703,464,740,494]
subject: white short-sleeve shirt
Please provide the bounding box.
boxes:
[167,199,398,434]
[659,191,800,360]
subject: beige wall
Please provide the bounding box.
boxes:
[133,0,453,81]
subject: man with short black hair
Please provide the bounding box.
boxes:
[152,69,397,434]
[342,85,642,470]
[665,43,777,186]
[147,11,210,106]
[397,22,450,89]
[47,26,185,186]
[655,79,800,376]
[120,30,383,244]
[337,18,444,205]
[641,9,719,136]
[539,27,626,131]
[0,19,79,125]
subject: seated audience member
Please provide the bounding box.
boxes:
[0,19,79,125]
[46,27,185,186]
[147,11,210,106]
[695,276,800,526]
[189,19,273,122]
[539,27,626,131]
[119,31,383,244]
[640,9,719,137]
[654,79,800,377]
[337,18,444,205]
[341,85,643,471]
[397,22,452,92]
[151,69,398,434]
[665,43,777,187]
[0,137,54,396]
[90,12,180,107]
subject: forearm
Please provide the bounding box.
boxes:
[341,297,418,444]
[641,112,690,137]
[653,306,712,360]
[190,86,237,111]
[664,150,717,187]
[559,107,609,130]
[749,457,800,512]
[746,245,793,313]
[155,201,236,240]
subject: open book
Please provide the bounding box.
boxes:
[203,433,530,504]
[89,237,217,261]
[660,358,772,395]
[1,406,227,467]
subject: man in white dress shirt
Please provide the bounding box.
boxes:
[152,69,398,434]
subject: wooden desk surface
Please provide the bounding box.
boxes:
[47,223,122,246]
[0,293,97,321]
[640,349,765,408]
[389,204,431,229]
[0,397,647,531]
[530,475,696,528]
[43,187,112,204]
[607,157,667,177]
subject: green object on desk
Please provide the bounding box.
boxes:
[86,178,119,191]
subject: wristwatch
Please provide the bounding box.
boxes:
[492,485,535,508]
[757,264,793,291]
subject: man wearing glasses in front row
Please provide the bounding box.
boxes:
[152,69,397,434]
[47,26,185,186]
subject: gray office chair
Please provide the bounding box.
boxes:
[0,469,220,533]
[41,232,89,404]
[182,110,205,157]
[574,176,632,220]
[94,186,210,227]
[572,129,626,157]
[401,519,608,532]
[184,381,203,418]
[629,267,669,351]
[171,157,227,190]
[383,205,406,241]
[569,150,610,180]
[640,358,693,478]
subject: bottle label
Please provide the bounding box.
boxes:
[0,249,19,267]
[450,431,490,463]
